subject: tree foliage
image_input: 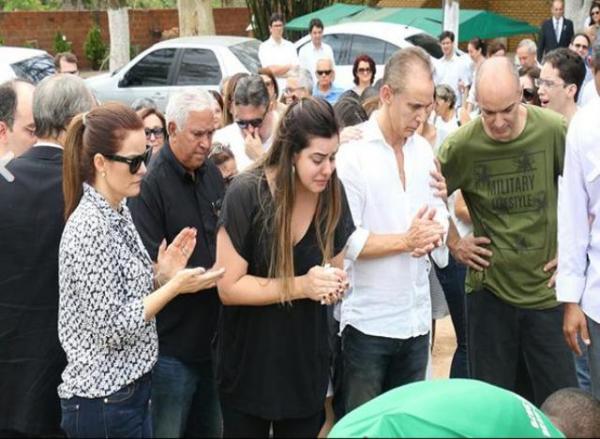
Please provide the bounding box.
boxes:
[84,24,107,70]
[53,31,72,53]
[245,0,376,41]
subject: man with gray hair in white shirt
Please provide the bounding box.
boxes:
[336,46,449,414]
[556,52,600,399]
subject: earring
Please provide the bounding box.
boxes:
[102,172,106,178]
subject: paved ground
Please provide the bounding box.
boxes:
[432,316,456,378]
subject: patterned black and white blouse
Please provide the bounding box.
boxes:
[58,183,158,399]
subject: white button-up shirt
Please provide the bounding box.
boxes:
[298,42,335,80]
[213,122,273,172]
[557,98,600,324]
[434,55,471,107]
[337,113,449,340]
[258,36,299,92]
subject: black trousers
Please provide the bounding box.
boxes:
[221,403,322,438]
[467,289,577,406]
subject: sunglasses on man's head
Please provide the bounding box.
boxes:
[145,127,165,139]
[103,146,152,174]
[316,70,332,76]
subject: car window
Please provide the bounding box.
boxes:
[349,35,387,65]
[323,34,352,65]
[229,40,261,72]
[405,33,443,59]
[123,48,176,87]
[383,42,401,61]
[10,54,55,84]
[175,48,222,86]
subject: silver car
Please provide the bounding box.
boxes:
[86,36,261,111]
[0,47,56,84]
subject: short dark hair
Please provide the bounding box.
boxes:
[308,18,324,33]
[488,40,507,56]
[54,52,78,69]
[469,37,487,57]
[571,32,591,47]
[352,54,376,86]
[439,30,455,43]
[269,12,284,26]
[233,74,270,109]
[543,48,587,100]
[333,95,368,128]
[0,80,19,129]
[541,388,600,438]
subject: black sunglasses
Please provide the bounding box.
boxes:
[235,117,264,129]
[316,69,332,76]
[357,67,372,73]
[103,146,152,174]
[145,127,165,139]
[522,88,537,102]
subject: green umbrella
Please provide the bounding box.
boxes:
[329,379,564,438]
[285,3,368,32]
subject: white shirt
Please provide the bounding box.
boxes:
[556,97,600,324]
[298,42,335,81]
[213,122,273,172]
[579,77,598,107]
[258,36,299,92]
[434,55,471,107]
[554,17,564,42]
[336,113,449,340]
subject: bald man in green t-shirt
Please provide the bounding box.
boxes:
[438,57,577,406]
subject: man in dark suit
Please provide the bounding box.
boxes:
[0,74,95,437]
[538,0,575,62]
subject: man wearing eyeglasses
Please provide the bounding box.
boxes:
[54,52,79,76]
[283,67,313,104]
[213,75,276,171]
[538,48,586,124]
[439,56,578,406]
[0,74,95,437]
[258,12,299,94]
[312,58,344,105]
[569,33,595,102]
[0,79,36,159]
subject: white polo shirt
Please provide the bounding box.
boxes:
[434,54,472,107]
[298,42,335,80]
[258,36,299,92]
[336,113,449,340]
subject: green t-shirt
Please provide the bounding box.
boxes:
[329,379,564,438]
[438,105,566,309]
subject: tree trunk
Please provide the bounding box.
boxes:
[178,0,216,37]
[565,0,594,32]
[107,5,130,72]
[443,0,460,41]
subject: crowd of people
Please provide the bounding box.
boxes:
[2,0,600,437]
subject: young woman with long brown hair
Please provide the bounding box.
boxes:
[58,103,224,437]
[214,97,355,437]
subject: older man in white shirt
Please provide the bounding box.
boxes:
[298,18,335,82]
[556,76,600,400]
[258,13,299,94]
[337,47,449,414]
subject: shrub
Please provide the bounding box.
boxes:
[53,31,72,54]
[84,24,107,71]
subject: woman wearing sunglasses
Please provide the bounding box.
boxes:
[137,107,167,157]
[58,103,225,438]
[349,54,376,99]
[214,97,354,437]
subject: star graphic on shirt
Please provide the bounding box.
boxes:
[474,164,491,187]
[0,151,15,182]
[513,153,535,174]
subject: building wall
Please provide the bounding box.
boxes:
[378,0,552,50]
[0,7,251,69]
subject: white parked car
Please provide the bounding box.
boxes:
[294,22,467,89]
[86,36,261,111]
[0,47,56,84]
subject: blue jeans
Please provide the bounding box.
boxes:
[60,373,152,438]
[588,316,600,400]
[341,325,429,413]
[434,255,469,378]
[151,355,221,438]
[575,337,592,392]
